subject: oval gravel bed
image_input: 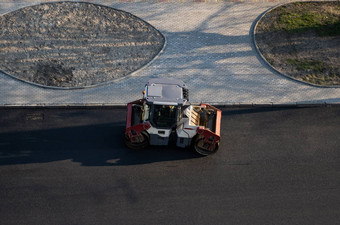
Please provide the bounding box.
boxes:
[0,2,165,88]
[254,2,340,86]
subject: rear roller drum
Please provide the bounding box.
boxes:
[124,131,150,150]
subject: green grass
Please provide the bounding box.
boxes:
[255,2,340,86]
[287,59,339,85]
[274,6,340,36]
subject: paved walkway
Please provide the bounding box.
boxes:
[1,0,339,106]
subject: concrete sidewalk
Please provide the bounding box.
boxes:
[0,0,339,106]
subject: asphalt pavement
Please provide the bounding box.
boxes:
[1,106,339,225]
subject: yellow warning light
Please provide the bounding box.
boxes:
[142,91,146,94]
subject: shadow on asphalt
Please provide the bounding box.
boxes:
[0,107,296,167]
[0,122,201,167]
[1,106,338,166]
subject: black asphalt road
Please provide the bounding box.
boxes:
[0,106,339,225]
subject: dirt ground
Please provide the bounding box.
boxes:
[0,2,164,88]
[255,2,340,86]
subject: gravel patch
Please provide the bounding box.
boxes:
[0,1,165,88]
[255,2,340,86]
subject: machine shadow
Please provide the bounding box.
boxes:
[0,122,201,167]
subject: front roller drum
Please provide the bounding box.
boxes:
[124,131,150,150]
[193,135,219,156]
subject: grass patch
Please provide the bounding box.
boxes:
[286,59,327,73]
[301,73,338,86]
[273,4,340,36]
[255,2,340,86]
[287,59,339,85]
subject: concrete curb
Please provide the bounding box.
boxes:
[252,1,340,89]
[0,1,167,90]
[1,102,339,108]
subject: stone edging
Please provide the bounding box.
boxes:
[252,1,340,89]
[0,1,167,90]
[1,102,340,108]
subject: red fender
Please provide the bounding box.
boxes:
[125,99,150,143]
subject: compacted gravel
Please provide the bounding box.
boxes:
[0,2,165,88]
